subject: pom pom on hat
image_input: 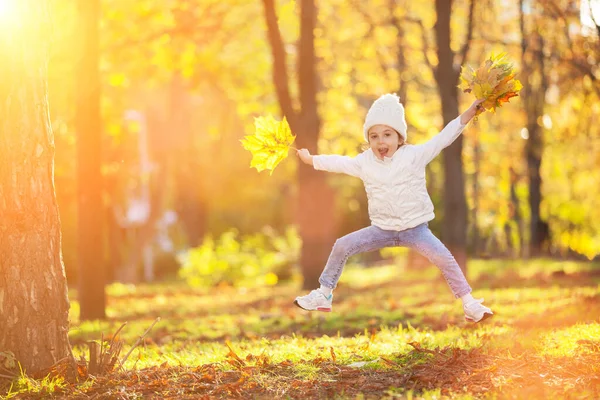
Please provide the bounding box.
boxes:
[363,93,407,142]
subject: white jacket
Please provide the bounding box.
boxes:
[313,116,467,231]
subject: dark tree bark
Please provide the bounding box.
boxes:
[470,136,481,254]
[263,0,336,289]
[76,0,106,319]
[389,0,409,104]
[519,1,550,256]
[509,166,524,257]
[432,0,475,272]
[0,0,74,373]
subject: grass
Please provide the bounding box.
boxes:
[2,258,600,399]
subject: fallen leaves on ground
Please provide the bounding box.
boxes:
[3,338,598,399]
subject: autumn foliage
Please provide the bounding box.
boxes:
[241,116,296,175]
[459,53,523,115]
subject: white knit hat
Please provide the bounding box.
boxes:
[363,93,407,142]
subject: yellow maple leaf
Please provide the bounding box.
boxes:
[474,82,494,99]
[240,115,295,175]
[459,65,475,92]
[475,64,491,83]
[486,68,502,87]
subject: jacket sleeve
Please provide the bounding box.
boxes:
[412,116,467,166]
[313,153,363,178]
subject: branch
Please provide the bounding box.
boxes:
[404,17,436,78]
[540,0,577,48]
[541,0,600,97]
[589,0,600,38]
[298,0,318,119]
[519,0,600,99]
[388,0,408,102]
[477,34,520,48]
[519,0,526,56]
[456,0,475,77]
[110,322,128,344]
[107,321,128,368]
[347,0,393,84]
[262,0,296,127]
[120,317,160,367]
[537,35,549,94]
[539,0,565,18]
[566,57,600,98]
[102,2,226,53]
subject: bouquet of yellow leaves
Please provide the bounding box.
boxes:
[459,52,523,115]
[240,115,296,175]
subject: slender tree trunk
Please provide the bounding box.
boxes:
[434,0,469,272]
[519,2,550,256]
[106,204,124,282]
[527,34,550,256]
[296,0,335,289]
[391,0,427,268]
[263,0,335,289]
[509,166,524,257]
[471,136,481,254]
[175,184,207,247]
[0,0,74,373]
[389,0,408,105]
[76,0,106,319]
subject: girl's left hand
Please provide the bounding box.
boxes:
[461,98,486,125]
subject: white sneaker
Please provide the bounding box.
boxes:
[294,289,333,312]
[463,298,493,322]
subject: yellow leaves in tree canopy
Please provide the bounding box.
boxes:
[241,116,295,175]
[459,53,523,114]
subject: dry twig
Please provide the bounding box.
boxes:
[120,318,161,368]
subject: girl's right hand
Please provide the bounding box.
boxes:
[296,148,314,166]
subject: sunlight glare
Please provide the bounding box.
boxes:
[0,0,9,15]
[0,0,15,24]
[581,0,600,35]
[0,0,27,35]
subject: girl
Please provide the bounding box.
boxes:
[294,94,492,323]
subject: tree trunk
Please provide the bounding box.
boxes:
[0,0,74,373]
[389,0,408,105]
[434,0,469,272]
[296,0,336,289]
[76,0,106,319]
[471,136,481,255]
[509,166,524,257]
[391,0,424,267]
[106,203,124,282]
[519,2,550,257]
[296,169,336,288]
[176,188,207,247]
[263,0,336,289]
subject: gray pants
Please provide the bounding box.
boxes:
[319,223,472,298]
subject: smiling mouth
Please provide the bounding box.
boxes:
[378,148,389,157]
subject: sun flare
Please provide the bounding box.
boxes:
[0,0,14,21]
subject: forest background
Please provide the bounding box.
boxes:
[48,0,599,292]
[1,0,599,397]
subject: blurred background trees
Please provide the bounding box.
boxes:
[42,0,599,314]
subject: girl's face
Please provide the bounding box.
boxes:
[368,124,403,160]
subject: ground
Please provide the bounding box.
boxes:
[2,258,600,399]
